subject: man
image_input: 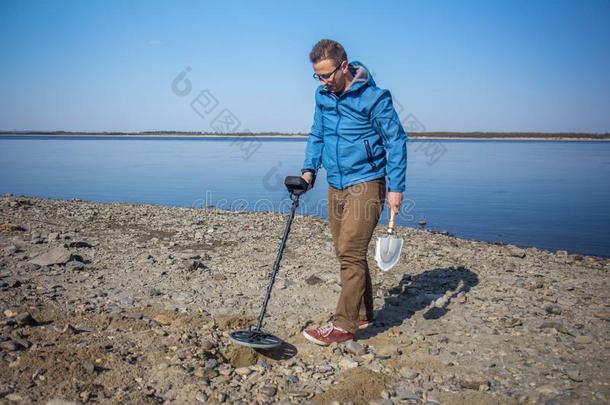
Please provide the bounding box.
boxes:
[301,39,407,345]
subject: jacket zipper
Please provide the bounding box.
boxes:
[364,139,377,170]
[335,100,343,188]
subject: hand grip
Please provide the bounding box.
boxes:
[388,210,396,234]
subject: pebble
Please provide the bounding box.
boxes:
[3,309,17,318]
[574,335,593,344]
[400,367,419,380]
[287,390,313,399]
[381,389,394,399]
[537,384,561,396]
[592,311,610,321]
[565,369,583,382]
[234,367,251,376]
[28,247,72,266]
[338,359,359,369]
[260,384,277,396]
[460,375,489,390]
[369,400,393,405]
[0,340,25,351]
[508,247,527,258]
[395,388,420,400]
[15,312,37,326]
[544,304,562,315]
[375,346,395,359]
[344,341,366,355]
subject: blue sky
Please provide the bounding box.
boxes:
[1,0,609,133]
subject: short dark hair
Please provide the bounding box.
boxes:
[309,39,347,65]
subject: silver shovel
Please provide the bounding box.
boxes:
[375,210,403,272]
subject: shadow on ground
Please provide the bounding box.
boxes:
[257,340,298,360]
[357,266,479,340]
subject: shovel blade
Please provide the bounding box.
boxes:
[375,236,403,272]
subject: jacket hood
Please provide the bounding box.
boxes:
[319,60,376,94]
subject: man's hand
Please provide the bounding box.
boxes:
[301,172,314,190]
[387,191,403,214]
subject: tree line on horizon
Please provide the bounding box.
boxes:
[1,130,609,139]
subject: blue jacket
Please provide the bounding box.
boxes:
[302,61,407,192]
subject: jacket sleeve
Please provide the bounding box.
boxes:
[302,99,324,173]
[371,90,407,192]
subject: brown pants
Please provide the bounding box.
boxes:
[328,178,386,333]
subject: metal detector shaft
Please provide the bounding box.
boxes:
[254,193,301,331]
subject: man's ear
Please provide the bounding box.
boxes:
[341,60,349,72]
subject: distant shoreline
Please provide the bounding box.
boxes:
[1,131,610,141]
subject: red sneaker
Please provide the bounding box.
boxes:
[358,319,373,329]
[303,323,354,346]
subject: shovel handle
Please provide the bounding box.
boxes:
[388,210,396,234]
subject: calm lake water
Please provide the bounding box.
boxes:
[1,135,609,257]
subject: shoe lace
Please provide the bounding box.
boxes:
[317,323,336,337]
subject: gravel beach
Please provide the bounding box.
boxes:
[0,194,608,404]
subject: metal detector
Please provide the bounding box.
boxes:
[229,175,309,349]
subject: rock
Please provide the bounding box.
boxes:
[508,247,526,258]
[544,304,562,315]
[200,338,216,351]
[45,400,78,405]
[189,260,206,271]
[460,375,489,390]
[574,335,593,344]
[537,385,561,396]
[338,359,359,369]
[53,324,77,334]
[425,392,441,404]
[286,390,313,399]
[344,341,366,355]
[539,321,572,335]
[82,361,97,373]
[65,261,85,271]
[305,275,324,285]
[565,369,583,382]
[15,312,37,326]
[369,400,393,405]
[375,346,395,359]
[122,312,143,320]
[499,317,523,328]
[6,394,25,402]
[260,384,277,397]
[0,223,26,232]
[3,309,18,318]
[399,367,419,380]
[204,358,218,369]
[593,311,610,321]
[195,392,208,403]
[0,340,25,351]
[234,367,251,376]
[381,389,394,399]
[68,241,92,248]
[152,327,168,336]
[395,388,420,400]
[28,247,72,266]
[153,313,173,326]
